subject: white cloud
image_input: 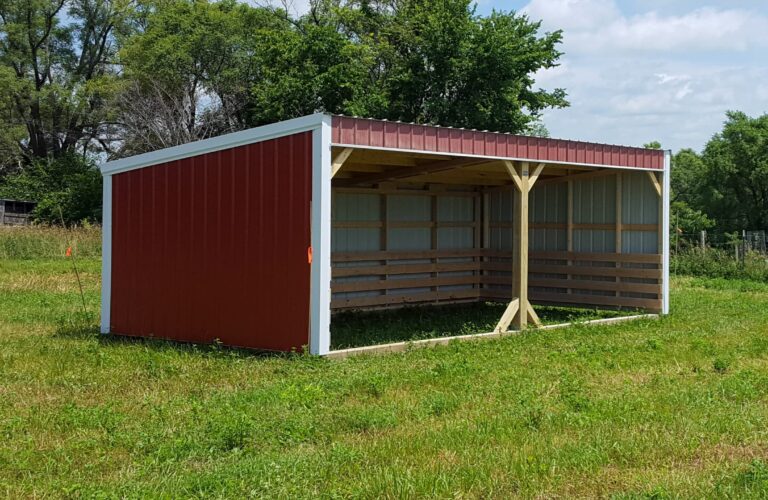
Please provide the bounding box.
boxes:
[524,1,768,53]
[522,0,768,151]
[523,0,621,31]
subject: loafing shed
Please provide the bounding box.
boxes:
[100,113,670,356]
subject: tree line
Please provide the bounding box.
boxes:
[671,111,768,237]
[0,0,567,222]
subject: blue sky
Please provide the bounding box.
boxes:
[277,0,767,151]
[472,0,768,151]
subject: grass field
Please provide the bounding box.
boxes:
[2,241,768,496]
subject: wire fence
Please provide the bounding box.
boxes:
[674,230,767,259]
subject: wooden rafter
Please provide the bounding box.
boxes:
[537,167,615,185]
[335,156,490,186]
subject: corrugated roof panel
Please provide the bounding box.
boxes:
[330,116,664,169]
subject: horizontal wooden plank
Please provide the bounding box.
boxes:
[528,251,662,264]
[331,289,480,309]
[333,249,483,262]
[333,220,477,229]
[482,276,661,295]
[333,249,661,264]
[623,224,659,231]
[490,222,658,232]
[525,264,661,279]
[332,275,479,293]
[483,289,661,311]
[333,261,480,278]
[333,187,478,197]
[529,292,661,311]
[482,263,660,279]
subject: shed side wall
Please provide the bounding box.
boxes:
[110,132,313,351]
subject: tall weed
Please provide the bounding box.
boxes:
[0,225,101,259]
[672,248,768,282]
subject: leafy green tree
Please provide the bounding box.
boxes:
[671,200,714,235]
[671,148,711,208]
[121,0,566,139]
[303,0,568,133]
[0,0,134,163]
[700,111,768,231]
[119,0,284,148]
[246,21,378,126]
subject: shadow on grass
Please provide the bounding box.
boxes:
[53,316,313,361]
[330,301,637,350]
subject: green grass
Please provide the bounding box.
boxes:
[331,302,632,349]
[2,258,768,497]
[0,225,102,259]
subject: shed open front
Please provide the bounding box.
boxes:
[325,117,669,355]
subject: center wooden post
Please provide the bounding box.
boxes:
[495,160,544,332]
[513,163,530,329]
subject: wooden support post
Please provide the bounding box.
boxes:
[567,176,573,296]
[430,185,440,301]
[615,172,622,297]
[645,170,663,276]
[513,162,530,330]
[379,185,389,297]
[474,192,482,294]
[482,191,491,294]
[496,160,542,331]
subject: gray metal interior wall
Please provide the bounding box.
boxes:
[622,171,659,253]
[332,189,477,302]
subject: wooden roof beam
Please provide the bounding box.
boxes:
[335,156,493,186]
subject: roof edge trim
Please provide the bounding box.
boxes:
[331,143,663,172]
[101,112,328,176]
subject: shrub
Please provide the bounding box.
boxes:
[672,248,768,282]
[0,153,102,225]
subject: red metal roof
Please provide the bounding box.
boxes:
[331,116,664,170]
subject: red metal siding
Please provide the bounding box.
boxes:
[110,132,313,352]
[331,116,664,169]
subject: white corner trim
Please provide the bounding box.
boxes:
[101,113,328,176]
[310,115,333,355]
[100,175,112,334]
[662,150,671,314]
[330,143,665,172]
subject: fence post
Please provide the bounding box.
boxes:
[700,230,706,251]
[742,230,747,264]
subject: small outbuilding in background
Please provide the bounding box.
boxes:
[100,113,670,356]
[0,198,36,225]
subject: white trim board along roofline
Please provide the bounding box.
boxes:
[101,113,328,176]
